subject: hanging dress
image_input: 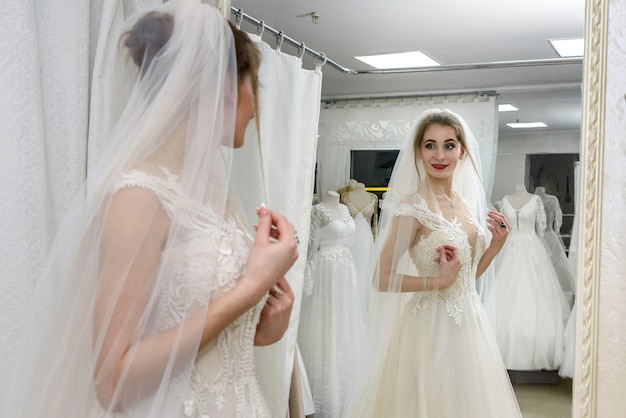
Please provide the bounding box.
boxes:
[297,202,367,418]
[537,192,576,298]
[490,194,571,371]
[342,195,377,312]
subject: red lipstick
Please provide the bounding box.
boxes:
[432,164,448,170]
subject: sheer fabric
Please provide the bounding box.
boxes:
[344,109,520,418]
[1,1,269,417]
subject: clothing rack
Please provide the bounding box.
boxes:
[230,7,583,75]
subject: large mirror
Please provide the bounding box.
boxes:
[231,0,605,416]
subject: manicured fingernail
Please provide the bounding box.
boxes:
[257,203,268,216]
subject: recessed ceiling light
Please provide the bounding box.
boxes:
[506,122,548,129]
[354,50,440,69]
[549,38,584,57]
[498,104,519,112]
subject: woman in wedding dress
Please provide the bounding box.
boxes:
[298,191,366,418]
[345,109,521,417]
[490,186,570,371]
[1,1,298,417]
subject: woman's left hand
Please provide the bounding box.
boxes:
[486,210,510,253]
[254,277,294,346]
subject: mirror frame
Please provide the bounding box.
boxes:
[572,0,607,416]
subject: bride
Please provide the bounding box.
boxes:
[345,109,521,417]
[1,1,298,417]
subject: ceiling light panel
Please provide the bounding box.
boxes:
[549,38,584,57]
[354,51,440,69]
[499,104,519,112]
[506,122,548,129]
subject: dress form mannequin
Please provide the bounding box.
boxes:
[336,179,357,196]
[321,191,344,218]
[341,182,378,236]
[505,184,533,208]
[342,182,374,209]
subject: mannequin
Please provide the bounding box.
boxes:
[341,182,378,236]
[342,182,375,209]
[336,179,357,196]
[505,184,534,209]
[321,190,344,218]
[299,189,366,417]
[486,184,570,371]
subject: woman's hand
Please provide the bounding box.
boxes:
[486,210,510,254]
[242,205,299,300]
[434,245,462,290]
[254,277,294,346]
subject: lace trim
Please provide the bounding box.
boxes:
[396,197,484,327]
[114,167,266,416]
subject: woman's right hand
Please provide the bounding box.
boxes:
[243,205,299,299]
[434,245,462,290]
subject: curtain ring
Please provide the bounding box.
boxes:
[276,31,284,52]
[297,42,306,59]
[256,20,265,36]
[314,51,327,67]
[235,9,244,30]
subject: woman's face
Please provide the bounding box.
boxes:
[418,123,465,180]
[233,75,256,149]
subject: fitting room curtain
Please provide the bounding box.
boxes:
[0,0,154,399]
[231,34,322,417]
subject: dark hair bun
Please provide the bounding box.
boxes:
[123,11,174,72]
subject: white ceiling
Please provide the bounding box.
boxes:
[230,0,585,134]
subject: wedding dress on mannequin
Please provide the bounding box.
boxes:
[535,186,576,298]
[341,182,377,311]
[298,191,366,418]
[488,185,571,370]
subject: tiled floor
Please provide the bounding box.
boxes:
[514,378,573,418]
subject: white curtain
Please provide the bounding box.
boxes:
[317,96,498,199]
[231,35,322,417]
[0,0,153,399]
[0,0,89,396]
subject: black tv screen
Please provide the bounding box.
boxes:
[350,150,399,188]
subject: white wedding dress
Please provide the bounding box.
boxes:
[113,167,270,417]
[537,192,576,296]
[490,195,570,371]
[298,202,367,418]
[343,197,377,312]
[347,197,521,418]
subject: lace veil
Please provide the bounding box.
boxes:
[345,108,493,412]
[1,0,249,416]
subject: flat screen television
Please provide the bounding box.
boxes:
[350,149,399,188]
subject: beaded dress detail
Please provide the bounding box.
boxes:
[112,167,269,418]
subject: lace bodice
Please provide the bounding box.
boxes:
[396,196,486,327]
[536,193,562,232]
[501,195,547,236]
[112,166,268,417]
[304,202,356,296]
[342,194,378,237]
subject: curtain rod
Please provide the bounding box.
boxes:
[321,91,497,108]
[230,7,583,75]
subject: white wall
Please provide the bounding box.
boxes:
[491,130,580,203]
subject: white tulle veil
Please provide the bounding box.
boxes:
[345,108,493,415]
[1,1,251,416]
